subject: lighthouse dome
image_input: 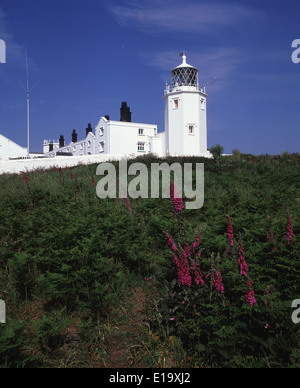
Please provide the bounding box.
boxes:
[171,54,199,90]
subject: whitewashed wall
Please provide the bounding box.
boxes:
[0,134,27,161]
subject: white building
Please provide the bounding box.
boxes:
[43,54,211,159]
[0,134,27,160]
[163,54,210,156]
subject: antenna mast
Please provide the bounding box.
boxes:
[25,49,30,158]
[20,49,39,158]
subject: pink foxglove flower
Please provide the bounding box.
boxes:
[244,279,256,307]
[170,181,184,214]
[213,271,224,293]
[237,236,248,276]
[126,197,132,212]
[176,249,192,287]
[208,255,224,293]
[226,216,234,247]
[192,232,202,252]
[285,211,295,245]
[165,232,177,252]
[190,256,205,286]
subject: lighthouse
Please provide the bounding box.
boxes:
[164,54,209,156]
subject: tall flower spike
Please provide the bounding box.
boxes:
[126,197,132,213]
[192,260,205,286]
[237,236,248,276]
[165,232,177,252]
[176,249,192,287]
[210,255,225,293]
[226,216,234,247]
[285,211,295,245]
[192,232,202,252]
[244,279,256,307]
[170,181,184,214]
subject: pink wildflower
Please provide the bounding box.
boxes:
[213,271,224,293]
[191,259,205,286]
[170,181,184,214]
[226,216,234,247]
[237,236,248,276]
[244,279,256,307]
[172,253,178,267]
[285,211,295,245]
[91,175,95,186]
[74,173,78,184]
[176,249,192,287]
[126,197,132,212]
[208,255,224,293]
[165,232,177,252]
[192,232,202,252]
[23,174,28,185]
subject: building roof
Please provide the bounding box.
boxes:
[172,54,198,71]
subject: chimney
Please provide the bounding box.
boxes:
[120,101,132,122]
[105,115,110,121]
[86,123,93,137]
[72,130,78,143]
[59,135,65,148]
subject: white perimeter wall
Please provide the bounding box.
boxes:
[0,134,27,161]
[0,154,129,175]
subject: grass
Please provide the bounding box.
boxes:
[0,152,299,368]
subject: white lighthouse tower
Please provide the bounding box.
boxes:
[164,53,210,157]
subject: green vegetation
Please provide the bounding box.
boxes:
[0,153,299,368]
[209,144,224,158]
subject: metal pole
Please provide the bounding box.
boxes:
[25,49,30,158]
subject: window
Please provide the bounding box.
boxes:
[99,127,104,136]
[80,144,84,150]
[174,99,179,109]
[87,140,91,148]
[137,142,145,152]
[189,125,194,135]
[201,98,206,111]
[99,141,105,152]
[138,128,144,135]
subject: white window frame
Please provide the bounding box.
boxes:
[137,142,145,152]
[201,98,206,111]
[188,125,195,135]
[99,141,105,153]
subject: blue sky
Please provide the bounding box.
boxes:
[0,0,299,154]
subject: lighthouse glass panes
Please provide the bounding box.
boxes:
[171,67,198,89]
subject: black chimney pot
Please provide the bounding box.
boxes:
[59,135,65,148]
[120,101,132,122]
[72,130,78,143]
[86,123,93,137]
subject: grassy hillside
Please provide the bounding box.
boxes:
[0,153,299,368]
